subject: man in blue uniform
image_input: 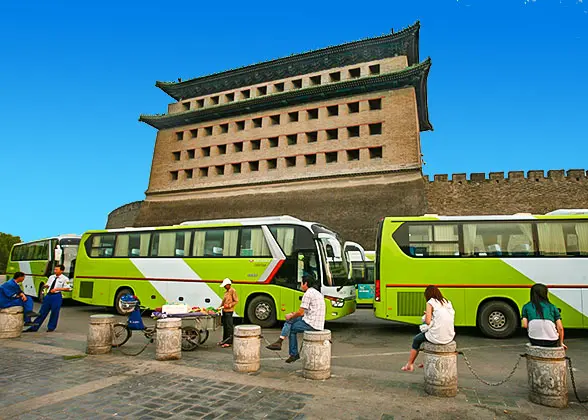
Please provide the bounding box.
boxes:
[0,272,38,325]
[26,264,71,332]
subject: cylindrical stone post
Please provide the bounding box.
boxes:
[233,325,261,372]
[0,307,24,339]
[86,314,114,354]
[302,330,331,380]
[423,341,457,397]
[526,344,568,408]
[156,318,182,361]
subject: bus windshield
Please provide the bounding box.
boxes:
[319,234,350,287]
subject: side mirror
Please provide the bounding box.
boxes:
[54,245,63,263]
[344,241,366,261]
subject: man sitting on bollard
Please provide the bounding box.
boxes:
[266,275,325,363]
[0,272,38,325]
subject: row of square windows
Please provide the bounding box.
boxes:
[178,64,382,111]
[175,98,382,140]
[172,123,383,160]
[170,147,384,180]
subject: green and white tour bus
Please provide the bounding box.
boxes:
[349,249,375,305]
[373,210,588,338]
[72,216,358,327]
[6,234,81,300]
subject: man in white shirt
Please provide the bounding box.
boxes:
[26,264,71,332]
[266,275,325,363]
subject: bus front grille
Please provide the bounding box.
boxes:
[397,292,425,317]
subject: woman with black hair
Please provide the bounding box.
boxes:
[401,285,455,372]
[522,284,566,349]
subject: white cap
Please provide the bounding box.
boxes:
[220,278,232,288]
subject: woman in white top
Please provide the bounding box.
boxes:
[402,285,455,372]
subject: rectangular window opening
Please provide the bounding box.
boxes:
[249,161,259,172]
[236,120,245,131]
[201,146,211,157]
[225,92,235,102]
[241,89,251,99]
[369,98,382,110]
[267,158,277,170]
[257,86,267,96]
[306,131,318,143]
[218,144,227,155]
[170,171,179,181]
[327,105,339,117]
[268,137,279,148]
[204,126,213,136]
[347,126,360,138]
[305,154,316,166]
[211,96,220,105]
[176,131,184,141]
[285,156,296,167]
[251,139,261,150]
[348,102,360,113]
[326,129,338,140]
[287,134,298,146]
[172,151,181,161]
[196,99,204,108]
[349,68,361,78]
[270,114,280,125]
[369,64,380,75]
[232,163,241,174]
[185,169,193,179]
[325,151,338,164]
[329,72,341,82]
[199,167,209,177]
[369,123,382,135]
[187,149,195,159]
[369,146,383,159]
[292,79,302,89]
[288,111,299,122]
[182,102,190,111]
[274,82,285,92]
[309,75,321,86]
[347,149,360,161]
[253,117,262,128]
[190,128,198,138]
[220,123,229,134]
[307,109,319,120]
[215,165,225,175]
[234,142,243,153]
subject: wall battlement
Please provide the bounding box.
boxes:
[424,169,587,183]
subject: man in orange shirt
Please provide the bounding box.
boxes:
[219,278,238,348]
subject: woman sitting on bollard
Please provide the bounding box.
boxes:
[522,283,566,349]
[401,285,455,372]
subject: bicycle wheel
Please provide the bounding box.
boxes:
[199,329,210,345]
[112,323,131,347]
[181,326,200,351]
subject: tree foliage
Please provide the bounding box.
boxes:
[0,233,21,274]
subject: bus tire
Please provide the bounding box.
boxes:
[247,295,277,328]
[478,301,518,339]
[38,283,45,303]
[114,288,134,316]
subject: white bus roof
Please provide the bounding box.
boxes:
[180,215,302,226]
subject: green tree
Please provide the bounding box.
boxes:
[0,233,21,274]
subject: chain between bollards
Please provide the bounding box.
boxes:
[458,351,523,386]
[566,356,588,406]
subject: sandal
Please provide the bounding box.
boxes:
[418,363,424,369]
[401,364,414,372]
[220,343,231,348]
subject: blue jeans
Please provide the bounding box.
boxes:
[29,293,62,331]
[0,296,34,323]
[281,318,316,357]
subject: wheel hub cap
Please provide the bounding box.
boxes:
[489,311,506,329]
[255,303,271,320]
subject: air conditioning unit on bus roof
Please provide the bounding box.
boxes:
[180,215,301,226]
[545,209,588,215]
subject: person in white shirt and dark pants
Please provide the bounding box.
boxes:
[26,264,71,332]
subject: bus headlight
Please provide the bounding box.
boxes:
[331,298,345,308]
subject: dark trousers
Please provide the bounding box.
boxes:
[529,337,560,347]
[0,296,34,323]
[222,311,234,344]
[30,293,62,331]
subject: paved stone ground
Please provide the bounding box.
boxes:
[2,305,588,419]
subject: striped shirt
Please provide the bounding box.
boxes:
[301,287,325,331]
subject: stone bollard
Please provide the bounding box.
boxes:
[302,330,331,380]
[525,344,568,408]
[156,318,182,361]
[86,314,114,354]
[423,341,457,397]
[233,325,261,372]
[0,306,24,339]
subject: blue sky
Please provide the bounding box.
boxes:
[0,0,586,241]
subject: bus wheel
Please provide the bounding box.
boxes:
[247,295,277,328]
[114,288,134,316]
[38,283,45,303]
[478,301,518,339]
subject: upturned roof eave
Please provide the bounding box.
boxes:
[155,21,420,101]
[140,58,432,132]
